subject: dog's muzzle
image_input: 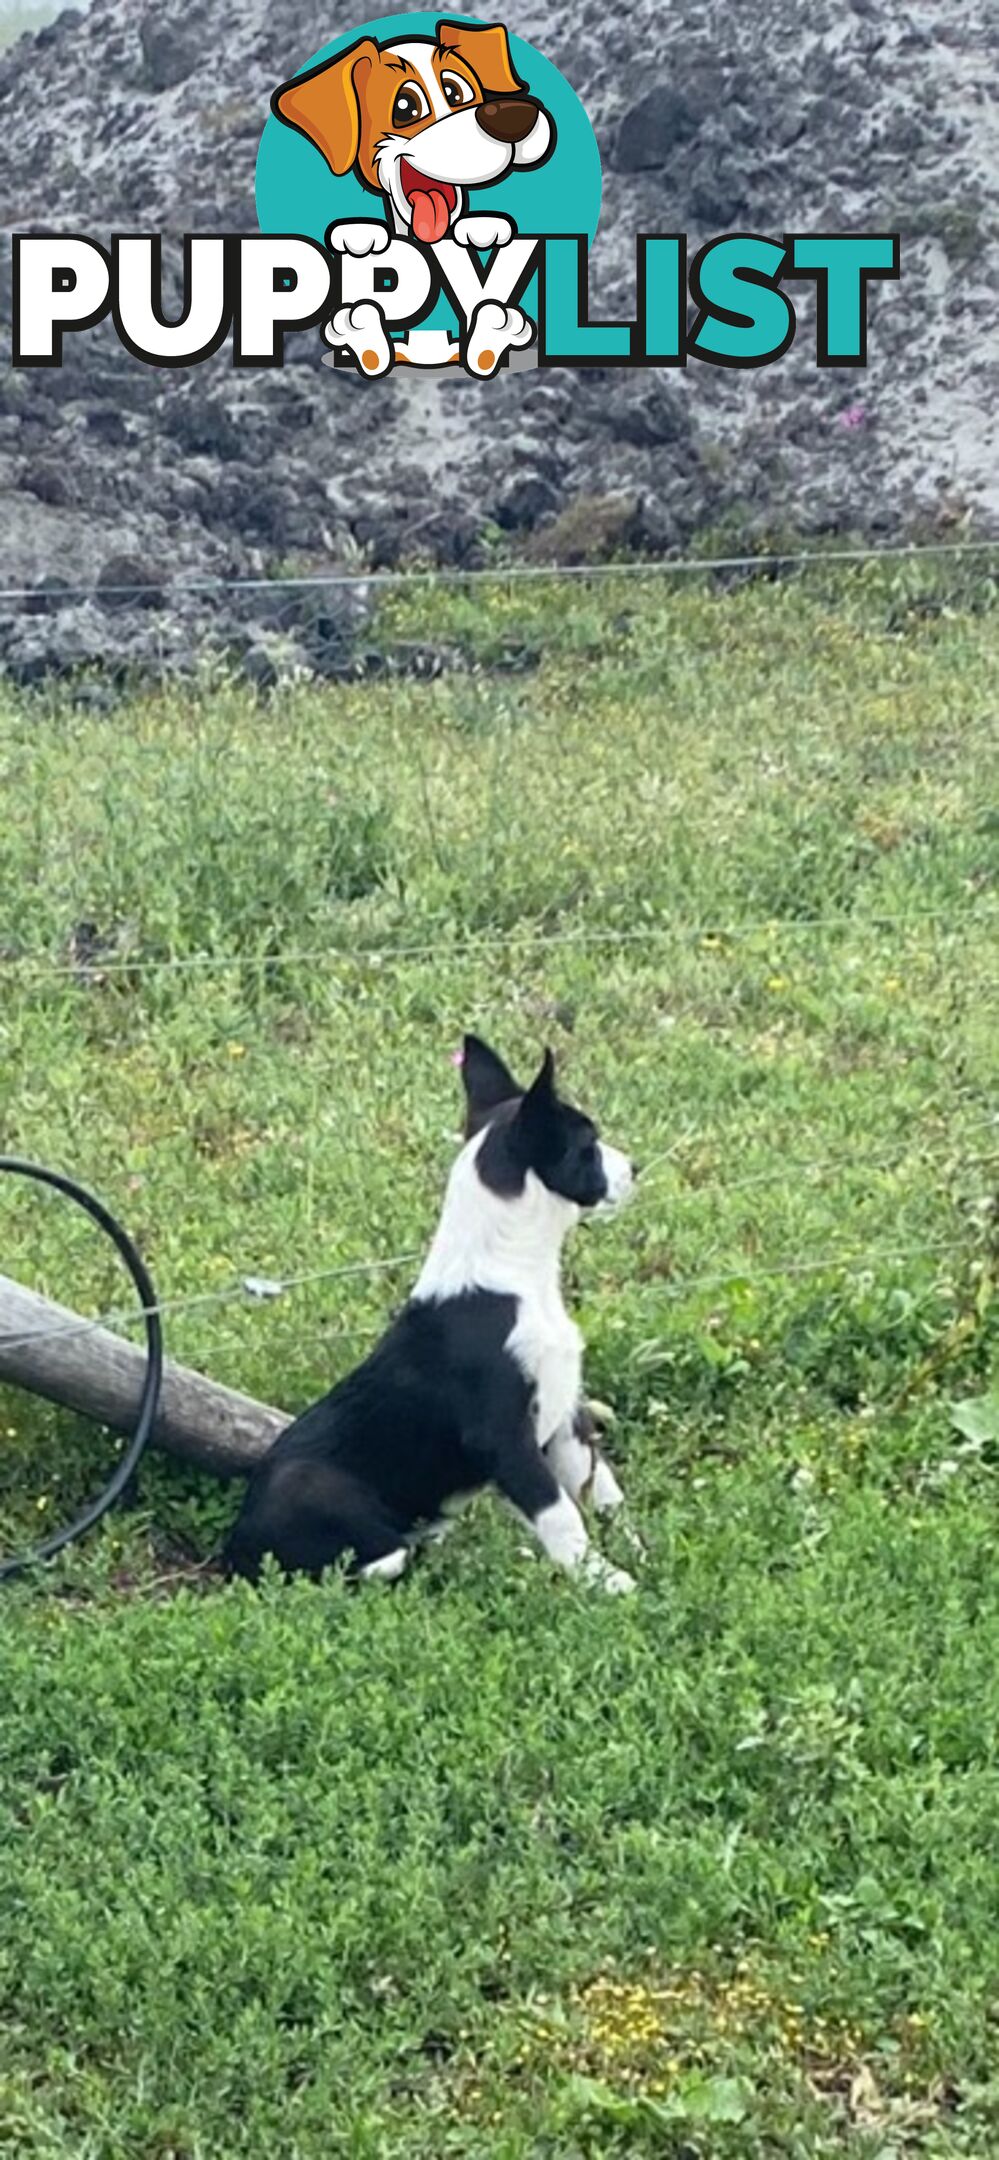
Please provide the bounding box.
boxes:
[596,1145,635,1213]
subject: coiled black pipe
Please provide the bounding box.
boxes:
[0,1159,164,1583]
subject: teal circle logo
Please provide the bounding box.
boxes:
[256,12,602,369]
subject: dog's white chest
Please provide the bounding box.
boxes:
[507,1294,582,1447]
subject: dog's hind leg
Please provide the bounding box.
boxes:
[360,1546,410,1582]
[225,1457,407,1583]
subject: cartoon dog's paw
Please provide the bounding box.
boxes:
[453,213,515,251]
[464,299,535,378]
[324,301,393,377]
[326,220,391,257]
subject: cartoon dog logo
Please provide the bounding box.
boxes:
[272,19,556,374]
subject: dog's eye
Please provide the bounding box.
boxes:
[441,71,475,110]
[392,82,430,128]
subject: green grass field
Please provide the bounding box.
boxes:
[1,555,997,2156]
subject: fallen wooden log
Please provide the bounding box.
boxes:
[0,1273,287,1477]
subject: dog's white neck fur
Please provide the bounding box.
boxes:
[413,1129,577,1304]
[412,1130,582,1444]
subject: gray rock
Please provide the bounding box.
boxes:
[96,554,163,609]
[140,15,200,93]
[612,84,706,170]
[492,474,562,531]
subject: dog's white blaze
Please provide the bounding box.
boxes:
[380,42,446,117]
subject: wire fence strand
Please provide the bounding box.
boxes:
[0,1236,980,1365]
[0,536,996,608]
[3,903,996,983]
[2,1121,994,1356]
[638,1123,999,1193]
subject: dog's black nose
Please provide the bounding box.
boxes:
[477,96,539,145]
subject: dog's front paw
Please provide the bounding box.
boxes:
[453,213,515,251]
[324,301,393,377]
[581,1552,637,1596]
[326,220,391,257]
[464,299,535,378]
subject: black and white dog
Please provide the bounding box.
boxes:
[224,1037,637,1592]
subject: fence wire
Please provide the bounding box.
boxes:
[0,535,996,608]
[2,905,996,984]
[1,1120,994,1356]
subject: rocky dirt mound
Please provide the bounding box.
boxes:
[0,0,995,681]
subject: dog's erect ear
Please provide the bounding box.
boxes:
[462,1034,522,1109]
[531,1046,557,1094]
[511,1048,565,1168]
[272,39,379,177]
[436,20,525,97]
[519,1046,557,1120]
[461,1034,522,1138]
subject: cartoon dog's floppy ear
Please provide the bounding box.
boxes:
[272,38,379,177]
[436,19,526,97]
[460,1033,523,1138]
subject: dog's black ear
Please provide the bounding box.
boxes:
[461,1034,522,1137]
[520,1045,557,1111]
[462,1033,521,1105]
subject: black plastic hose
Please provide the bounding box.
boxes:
[0,1159,164,1583]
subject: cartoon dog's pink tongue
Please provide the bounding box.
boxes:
[410,185,451,244]
[400,160,457,245]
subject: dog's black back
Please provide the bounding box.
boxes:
[225,1289,541,1580]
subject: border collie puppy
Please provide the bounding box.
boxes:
[224,1039,637,1592]
[458,1034,635,1531]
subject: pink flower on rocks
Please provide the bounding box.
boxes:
[837,403,868,430]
